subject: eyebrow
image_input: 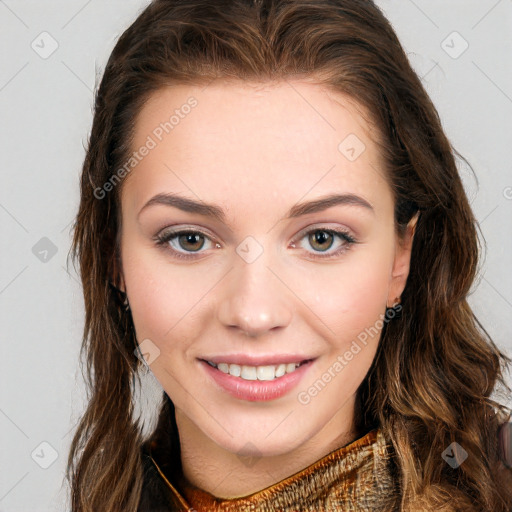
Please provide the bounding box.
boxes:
[137,192,374,222]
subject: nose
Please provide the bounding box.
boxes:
[216,252,293,338]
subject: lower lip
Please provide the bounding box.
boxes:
[198,359,315,402]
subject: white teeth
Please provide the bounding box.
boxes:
[241,366,258,380]
[217,363,230,373]
[211,361,302,380]
[227,363,241,377]
[275,364,286,377]
[256,366,274,381]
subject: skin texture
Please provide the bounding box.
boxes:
[117,79,417,498]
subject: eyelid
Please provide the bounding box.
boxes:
[289,225,357,260]
[154,223,358,260]
[291,223,356,243]
[155,224,218,243]
[152,224,220,248]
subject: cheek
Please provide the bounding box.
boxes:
[288,244,393,343]
[121,248,209,347]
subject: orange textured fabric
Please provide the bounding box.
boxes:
[148,427,401,511]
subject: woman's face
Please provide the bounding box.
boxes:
[117,79,416,458]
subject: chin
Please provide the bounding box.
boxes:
[207,417,312,458]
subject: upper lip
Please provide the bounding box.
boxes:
[199,354,317,366]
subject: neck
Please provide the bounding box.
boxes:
[174,397,361,499]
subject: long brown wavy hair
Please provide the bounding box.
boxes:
[66,0,512,510]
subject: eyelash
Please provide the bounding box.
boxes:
[153,226,358,261]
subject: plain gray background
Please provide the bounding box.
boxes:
[1,1,511,510]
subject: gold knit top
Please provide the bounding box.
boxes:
[147,427,401,511]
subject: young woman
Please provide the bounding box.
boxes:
[66,1,512,510]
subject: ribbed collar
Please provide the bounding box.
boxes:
[148,427,400,511]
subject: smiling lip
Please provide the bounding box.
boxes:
[198,358,316,402]
[198,354,315,366]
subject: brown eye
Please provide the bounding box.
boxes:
[177,232,205,252]
[154,228,215,260]
[308,230,334,252]
[291,226,357,260]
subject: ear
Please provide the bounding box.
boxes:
[386,211,419,306]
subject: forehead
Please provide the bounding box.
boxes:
[121,79,391,218]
